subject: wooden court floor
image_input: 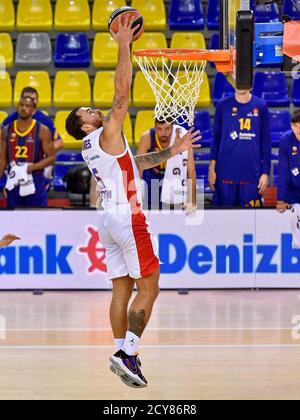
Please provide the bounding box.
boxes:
[0,290,300,400]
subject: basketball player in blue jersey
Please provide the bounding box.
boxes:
[0,96,56,209]
[2,87,63,151]
[277,110,300,213]
[65,16,200,388]
[209,89,271,207]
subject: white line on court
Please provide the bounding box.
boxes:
[0,344,299,349]
[0,327,295,332]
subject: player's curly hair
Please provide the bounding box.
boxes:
[292,110,300,124]
[65,108,86,140]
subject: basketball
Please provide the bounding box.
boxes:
[108,7,144,42]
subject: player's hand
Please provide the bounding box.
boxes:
[109,15,135,45]
[172,128,201,155]
[183,202,197,215]
[276,201,291,213]
[258,174,269,195]
[208,166,217,192]
[0,234,21,248]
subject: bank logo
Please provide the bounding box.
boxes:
[78,227,107,274]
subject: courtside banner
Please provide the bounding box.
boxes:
[0,209,298,289]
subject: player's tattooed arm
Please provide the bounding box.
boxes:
[135,147,173,170]
[104,96,126,123]
[128,309,147,337]
[135,127,202,170]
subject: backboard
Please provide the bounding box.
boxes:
[220,0,254,89]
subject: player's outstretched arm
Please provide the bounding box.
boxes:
[135,128,201,171]
[0,234,20,248]
[102,16,135,140]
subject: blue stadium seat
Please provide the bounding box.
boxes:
[209,33,220,67]
[54,152,84,192]
[168,0,204,30]
[273,163,279,186]
[254,2,280,22]
[206,0,220,30]
[212,73,235,106]
[292,78,300,107]
[253,72,290,107]
[283,0,300,20]
[178,111,213,148]
[269,110,291,147]
[54,33,90,68]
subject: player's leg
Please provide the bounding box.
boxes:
[108,209,159,387]
[110,275,135,350]
[213,180,239,206]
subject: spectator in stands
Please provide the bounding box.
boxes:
[0,96,56,209]
[137,117,197,211]
[277,110,300,213]
[209,89,271,207]
[2,87,63,151]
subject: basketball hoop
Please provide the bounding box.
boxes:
[134,49,233,126]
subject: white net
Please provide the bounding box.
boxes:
[135,54,207,127]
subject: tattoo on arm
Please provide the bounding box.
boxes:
[135,147,173,171]
[128,309,146,337]
[104,96,126,123]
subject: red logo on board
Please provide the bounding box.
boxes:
[78,227,107,273]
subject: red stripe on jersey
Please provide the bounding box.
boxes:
[117,152,159,278]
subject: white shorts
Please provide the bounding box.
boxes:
[98,206,159,280]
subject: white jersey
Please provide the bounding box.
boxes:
[82,127,143,209]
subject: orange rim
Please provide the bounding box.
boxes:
[134,49,233,73]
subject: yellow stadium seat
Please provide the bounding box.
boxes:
[131,0,166,31]
[134,110,155,145]
[94,72,115,108]
[92,0,126,31]
[14,71,52,107]
[54,111,81,148]
[93,33,118,68]
[54,71,91,107]
[0,72,12,108]
[197,73,211,107]
[0,34,13,68]
[174,71,211,108]
[94,71,131,108]
[0,111,8,124]
[55,0,90,31]
[0,0,15,32]
[132,32,167,68]
[133,71,158,107]
[171,32,206,50]
[17,0,53,31]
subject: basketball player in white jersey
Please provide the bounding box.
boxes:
[66,17,201,388]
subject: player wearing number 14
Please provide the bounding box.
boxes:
[0,96,56,209]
